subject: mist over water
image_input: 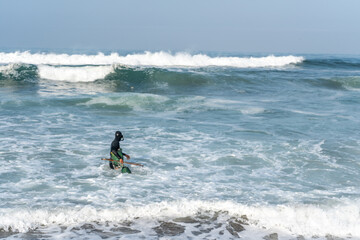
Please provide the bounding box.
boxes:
[1,51,360,239]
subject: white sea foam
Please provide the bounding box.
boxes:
[81,95,261,114]
[0,51,304,68]
[0,64,28,78]
[240,107,265,115]
[37,65,113,82]
[0,200,359,238]
[0,64,12,72]
[81,93,169,111]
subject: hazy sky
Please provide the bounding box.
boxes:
[0,0,359,54]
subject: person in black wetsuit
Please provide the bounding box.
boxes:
[110,131,131,171]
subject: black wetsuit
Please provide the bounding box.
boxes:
[109,135,127,169]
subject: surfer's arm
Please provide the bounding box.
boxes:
[123,153,130,160]
[111,149,122,159]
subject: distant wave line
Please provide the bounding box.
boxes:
[0,51,304,68]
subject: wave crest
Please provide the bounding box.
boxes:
[37,65,113,82]
[0,51,304,82]
[0,51,304,68]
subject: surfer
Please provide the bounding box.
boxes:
[110,131,131,173]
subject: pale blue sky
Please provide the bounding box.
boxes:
[0,0,359,54]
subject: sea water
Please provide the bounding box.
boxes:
[0,50,360,239]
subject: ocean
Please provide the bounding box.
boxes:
[0,50,360,239]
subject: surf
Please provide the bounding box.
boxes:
[0,51,304,67]
[0,200,359,239]
[2,51,360,240]
[0,51,305,82]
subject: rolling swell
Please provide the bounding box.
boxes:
[306,76,360,90]
[303,57,360,69]
[0,63,216,93]
[99,66,212,92]
[0,63,206,86]
[2,61,360,94]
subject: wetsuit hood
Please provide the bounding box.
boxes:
[115,131,124,141]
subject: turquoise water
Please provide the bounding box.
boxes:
[1,51,360,239]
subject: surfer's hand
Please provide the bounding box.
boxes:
[125,154,130,160]
[120,159,124,164]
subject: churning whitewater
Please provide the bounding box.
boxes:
[1,50,360,239]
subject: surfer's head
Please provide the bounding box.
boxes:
[115,131,124,141]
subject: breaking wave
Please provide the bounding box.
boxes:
[0,51,304,82]
[0,51,304,67]
[0,200,359,239]
[37,65,113,82]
